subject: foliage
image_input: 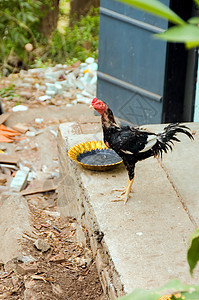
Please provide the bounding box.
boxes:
[118,229,199,300]
[117,0,199,49]
[187,229,199,276]
[0,85,17,99]
[0,0,52,71]
[46,7,99,64]
[118,279,199,300]
[0,2,99,73]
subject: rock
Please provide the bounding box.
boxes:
[35,118,43,124]
[12,105,28,112]
[19,91,32,99]
[0,194,32,263]
[38,95,51,102]
[34,238,51,252]
[16,254,36,263]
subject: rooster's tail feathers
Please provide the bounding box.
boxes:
[154,123,194,157]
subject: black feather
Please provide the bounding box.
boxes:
[100,105,194,180]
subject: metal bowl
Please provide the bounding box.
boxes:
[68,140,123,171]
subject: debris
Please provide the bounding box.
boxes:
[0,124,21,143]
[35,118,43,124]
[25,131,36,137]
[34,238,51,252]
[38,95,51,102]
[50,129,57,137]
[21,179,58,196]
[12,123,29,133]
[49,253,65,263]
[52,283,64,296]
[31,274,46,282]
[16,254,36,264]
[0,163,18,170]
[17,262,38,274]
[85,57,95,64]
[10,169,29,192]
[0,153,19,165]
[0,112,11,125]
[0,174,8,186]
[12,105,28,112]
[43,210,60,218]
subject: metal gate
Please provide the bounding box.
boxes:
[97,0,170,125]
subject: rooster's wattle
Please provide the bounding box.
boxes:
[90,97,194,204]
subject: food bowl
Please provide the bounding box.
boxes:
[68,140,123,171]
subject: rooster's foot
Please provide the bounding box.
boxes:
[111,188,126,195]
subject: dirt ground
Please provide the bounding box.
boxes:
[0,75,107,299]
[0,191,106,300]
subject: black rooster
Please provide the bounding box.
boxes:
[90,97,194,204]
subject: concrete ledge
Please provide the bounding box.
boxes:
[57,122,199,299]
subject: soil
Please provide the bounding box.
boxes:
[0,191,106,300]
[0,72,107,299]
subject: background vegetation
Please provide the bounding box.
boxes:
[0,0,99,75]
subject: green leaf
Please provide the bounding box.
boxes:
[118,288,160,300]
[118,279,199,300]
[155,24,199,44]
[193,0,199,8]
[187,228,199,276]
[188,17,199,24]
[117,0,185,25]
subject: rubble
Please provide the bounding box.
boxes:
[0,57,97,111]
[9,169,29,192]
[34,238,51,252]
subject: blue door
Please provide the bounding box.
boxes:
[97,0,169,125]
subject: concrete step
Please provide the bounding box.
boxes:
[57,121,199,299]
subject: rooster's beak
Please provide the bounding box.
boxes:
[89,105,93,109]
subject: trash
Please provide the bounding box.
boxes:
[10,169,29,192]
[38,95,51,102]
[34,238,51,252]
[35,118,43,124]
[12,105,28,112]
[85,57,95,64]
[12,123,29,134]
[0,124,21,143]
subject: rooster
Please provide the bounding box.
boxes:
[90,97,194,204]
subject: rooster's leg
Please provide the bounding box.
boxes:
[111,179,130,195]
[124,177,134,204]
[111,177,134,204]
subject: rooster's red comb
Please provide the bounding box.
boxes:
[92,97,98,104]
